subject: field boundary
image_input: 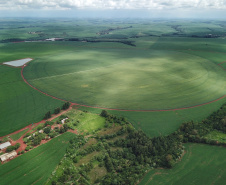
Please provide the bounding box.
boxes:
[218,61,226,71]
[21,65,226,112]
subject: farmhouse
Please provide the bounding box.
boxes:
[0,141,11,150]
[0,150,17,162]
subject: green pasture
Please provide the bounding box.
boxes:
[63,109,105,133]
[204,130,226,143]
[0,65,63,136]
[139,143,226,185]
[24,47,225,111]
[0,132,76,185]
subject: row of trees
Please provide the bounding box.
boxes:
[6,143,20,152]
[44,102,70,119]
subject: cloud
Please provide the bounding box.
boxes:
[1,0,226,10]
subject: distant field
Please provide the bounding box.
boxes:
[0,132,76,185]
[139,143,226,185]
[24,44,225,110]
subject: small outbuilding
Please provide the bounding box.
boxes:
[0,150,17,162]
[39,130,44,133]
[61,117,68,124]
[0,142,11,150]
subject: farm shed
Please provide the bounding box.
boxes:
[0,150,17,162]
[0,141,11,150]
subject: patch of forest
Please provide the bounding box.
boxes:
[48,101,226,185]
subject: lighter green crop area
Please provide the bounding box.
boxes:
[24,47,225,110]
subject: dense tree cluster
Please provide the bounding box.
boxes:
[6,143,20,152]
[177,102,226,146]
[100,110,129,127]
[62,102,70,110]
[50,125,183,184]
[49,102,226,185]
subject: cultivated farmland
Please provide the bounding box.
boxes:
[24,45,226,110]
[0,65,63,136]
[0,18,225,138]
[0,132,76,185]
[139,143,226,185]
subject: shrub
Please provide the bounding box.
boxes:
[54,107,61,114]
[44,126,51,134]
[59,114,67,120]
[44,121,54,127]
[44,111,51,119]
[62,102,70,110]
[6,143,20,152]
[24,133,31,138]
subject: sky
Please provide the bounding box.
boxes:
[0,0,226,18]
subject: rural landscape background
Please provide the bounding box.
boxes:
[0,0,226,185]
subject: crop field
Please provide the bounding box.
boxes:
[139,143,226,185]
[0,65,64,136]
[0,18,226,138]
[10,128,29,141]
[24,43,225,111]
[0,132,76,185]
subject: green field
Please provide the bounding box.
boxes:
[0,19,226,138]
[139,143,226,185]
[0,65,64,136]
[23,44,225,110]
[0,132,76,185]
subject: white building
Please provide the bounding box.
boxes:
[0,142,11,150]
[39,130,44,133]
[0,150,17,162]
[61,117,68,124]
